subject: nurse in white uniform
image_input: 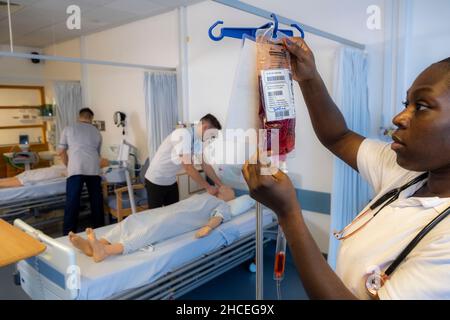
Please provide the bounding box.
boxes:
[243,37,450,299]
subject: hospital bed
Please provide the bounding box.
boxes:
[0,178,89,226]
[14,206,277,300]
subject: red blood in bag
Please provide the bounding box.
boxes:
[258,80,296,157]
[274,251,286,279]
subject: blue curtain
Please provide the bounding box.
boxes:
[144,72,178,160]
[54,81,82,147]
[328,47,372,269]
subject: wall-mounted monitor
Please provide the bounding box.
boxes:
[19,134,29,145]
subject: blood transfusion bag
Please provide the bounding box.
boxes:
[256,31,296,158]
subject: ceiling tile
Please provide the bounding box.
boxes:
[105,0,165,16]
[5,0,41,5]
[0,11,8,21]
[0,0,205,48]
[11,6,65,25]
[9,9,59,36]
[30,0,100,15]
[152,0,201,7]
[82,6,138,25]
[0,20,10,44]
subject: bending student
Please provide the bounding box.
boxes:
[58,108,105,235]
[69,186,238,262]
[144,114,226,209]
[243,37,450,299]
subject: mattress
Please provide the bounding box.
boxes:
[57,208,274,299]
[0,178,67,204]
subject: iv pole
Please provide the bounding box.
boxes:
[256,202,264,300]
[208,12,311,301]
[118,140,137,215]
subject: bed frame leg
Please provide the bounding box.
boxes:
[13,270,21,286]
[32,207,39,218]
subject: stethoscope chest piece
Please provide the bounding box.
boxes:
[365,270,388,298]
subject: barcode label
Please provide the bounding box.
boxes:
[275,110,291,118]
[261,68,295,122]
[268,90,284,97]
[266,75,285,82]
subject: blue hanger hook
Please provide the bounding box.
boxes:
[207,18,304,41]
[208,20,225,41]
[291,24,305,39]
[270,13,279,39]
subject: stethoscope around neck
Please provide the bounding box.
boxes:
[334,172,450,298]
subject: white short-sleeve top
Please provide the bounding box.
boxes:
[336,139,450,299]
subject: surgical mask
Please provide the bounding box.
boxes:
[194,123,203,140]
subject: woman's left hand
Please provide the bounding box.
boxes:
[242,161,300,220]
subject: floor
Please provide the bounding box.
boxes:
[181,241,308,300]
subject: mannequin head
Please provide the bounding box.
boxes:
[216,185,235,202]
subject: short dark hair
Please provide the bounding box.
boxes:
[79,108,94,118]
[438,57,450,65]
[436,57,450,86]
[437,57,450,69]
[200,113,222,130]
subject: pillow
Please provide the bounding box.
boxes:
[227,195,255,217]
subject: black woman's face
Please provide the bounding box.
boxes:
[391,63,450,172]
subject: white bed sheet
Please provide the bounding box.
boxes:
[0,178,66,204]
[57,208,274,300]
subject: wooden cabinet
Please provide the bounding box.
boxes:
[0,85,49,178]
[1,143,50,177]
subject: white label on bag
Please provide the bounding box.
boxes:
[261,68,295,122]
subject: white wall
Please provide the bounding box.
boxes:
[186,0,387,253]
[380,0,450,129]
[42,38,82,103]
[0,41,82,103]
[82,11,179,162]
[405,0,450,98]
[39,11,179,161]
[0,45,45,86]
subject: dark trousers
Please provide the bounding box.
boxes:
[145,179,179,209]
[63,175,105,235]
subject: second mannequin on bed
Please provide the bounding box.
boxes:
[0,158,110,188]
[0,165,67,188]
[70,186,254,262]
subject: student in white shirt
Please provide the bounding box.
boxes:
[144,114,225,209]
[242,36,450,299]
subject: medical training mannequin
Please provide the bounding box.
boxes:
[69,186,236,262]
[0,158,110,189]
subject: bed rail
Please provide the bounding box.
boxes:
[14,216,278,300]
[110,221,277,300]
[0,189,89,224]
[13,219,79,300]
